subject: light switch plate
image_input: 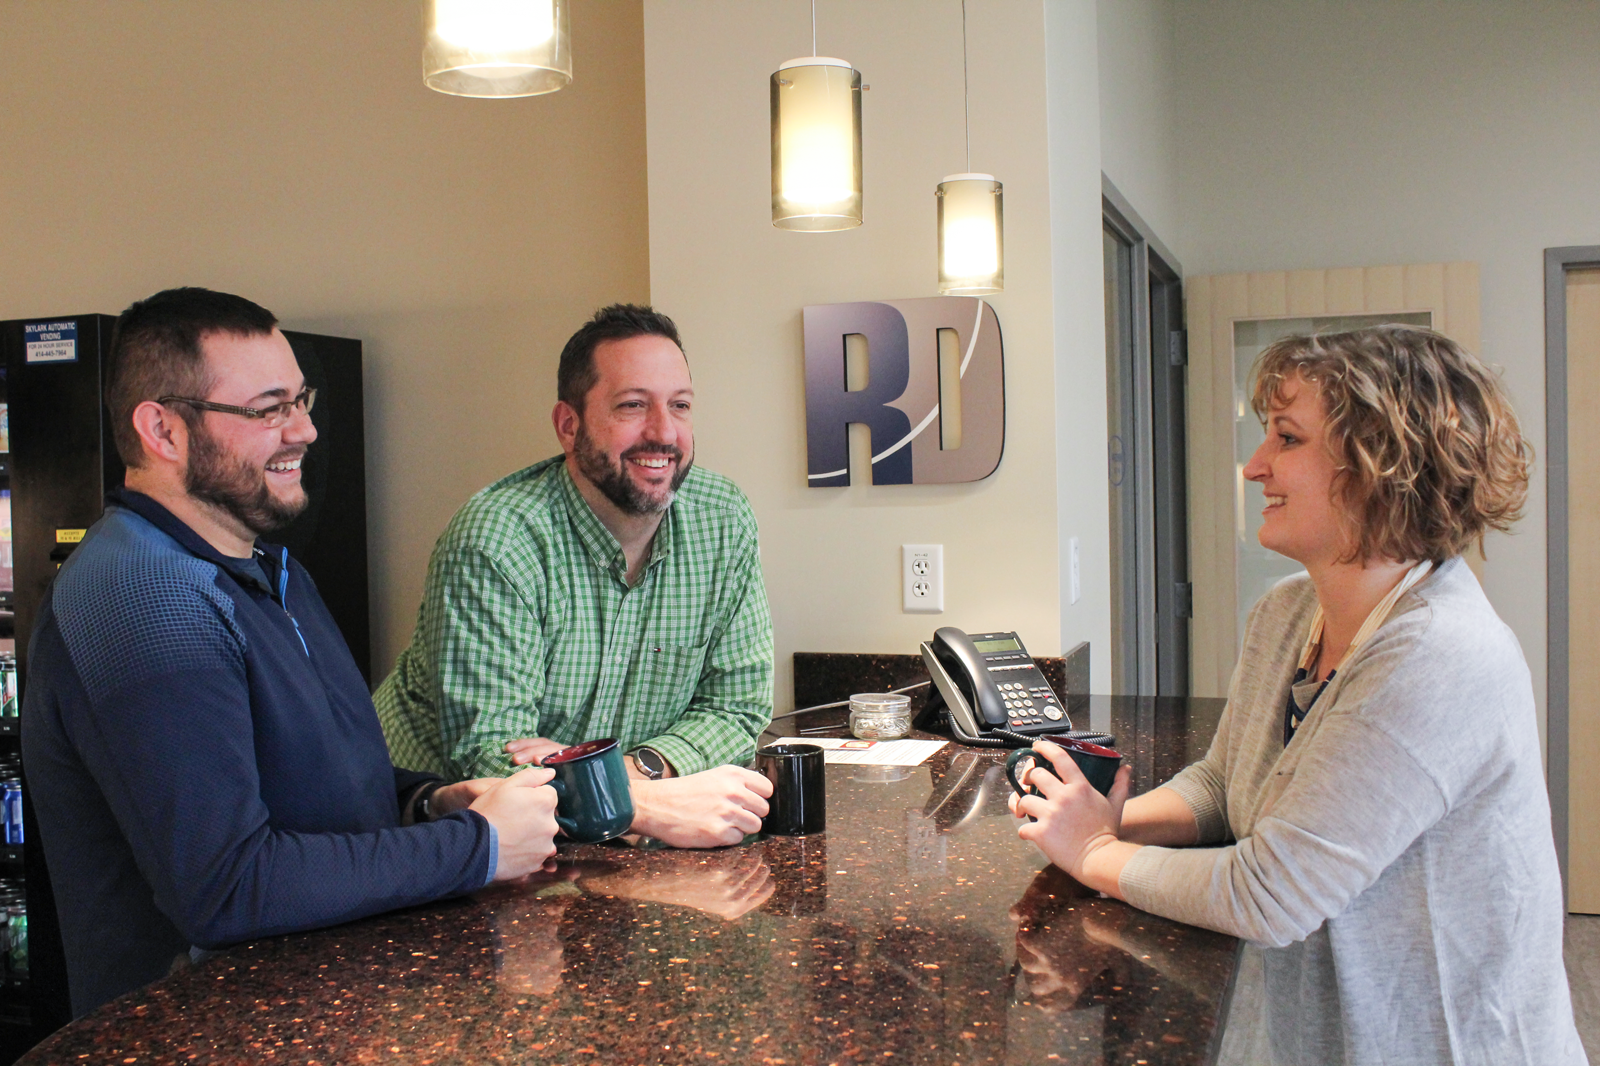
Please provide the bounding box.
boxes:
[1069,537,1081,605]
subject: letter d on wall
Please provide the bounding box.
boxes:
[804,296,1004,486]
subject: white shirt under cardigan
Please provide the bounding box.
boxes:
[1119,556,1586,1066]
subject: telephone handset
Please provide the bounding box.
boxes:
[918,627,1107,749]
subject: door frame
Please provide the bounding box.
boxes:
[1544,244,1600,904]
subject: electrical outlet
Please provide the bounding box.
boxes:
[902,544,944,613]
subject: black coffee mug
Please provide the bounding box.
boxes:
[757,743,826,835]
[543,738,634,843]
[1005,737,1123,801]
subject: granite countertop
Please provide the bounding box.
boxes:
[23,695,1234,1066]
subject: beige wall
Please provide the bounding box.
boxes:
[1096,0,1180,255]
[644,0,1112,708]
[0,0,651,676]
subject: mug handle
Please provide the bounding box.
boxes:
[1004,747,1038,797]
[548,776,576,837]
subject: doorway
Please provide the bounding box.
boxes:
[1102,178,1188,697]
[1547,247,1600,912]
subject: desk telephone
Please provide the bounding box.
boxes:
[918,627,1106,749]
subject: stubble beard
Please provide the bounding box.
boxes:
[573,421,692,517]
[184,422,309,537]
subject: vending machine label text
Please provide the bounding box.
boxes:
[24,321,77,364]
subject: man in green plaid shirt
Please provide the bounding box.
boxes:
[374,305,774,848]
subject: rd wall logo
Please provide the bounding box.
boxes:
[803,296,1004,486]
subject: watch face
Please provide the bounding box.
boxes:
[636,749,666,778]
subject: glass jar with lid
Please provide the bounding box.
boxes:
[848,693,912,740]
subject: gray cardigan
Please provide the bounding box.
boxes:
[1120,557,1585,1065]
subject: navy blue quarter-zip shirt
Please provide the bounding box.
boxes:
[23,489,494,1016]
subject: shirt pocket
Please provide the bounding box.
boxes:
[633,642,710,720]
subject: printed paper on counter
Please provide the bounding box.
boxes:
[795,737,947,766]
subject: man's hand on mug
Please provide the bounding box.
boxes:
[505,736,568,767]
[469,765,561,880]
[629,765,773,848]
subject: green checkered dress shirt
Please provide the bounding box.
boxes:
[374,457,773,780]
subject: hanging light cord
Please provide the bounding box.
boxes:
[812,0,817,56]
[962,0,971,172]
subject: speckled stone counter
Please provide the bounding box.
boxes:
[21,695,1235,1066]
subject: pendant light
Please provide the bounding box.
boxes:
[423,0,571,98]
[936,0,1003,295]
[771,2,863,231]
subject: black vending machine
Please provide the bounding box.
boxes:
[0,314,371,1057]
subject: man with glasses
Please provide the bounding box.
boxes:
[375,304,774,848]
[23,287,562,1017]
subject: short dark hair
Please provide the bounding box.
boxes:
[557,304,684,412]
[106,287,279,467]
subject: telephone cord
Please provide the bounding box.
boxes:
[769,679,931,721]
[945,714,1112,751]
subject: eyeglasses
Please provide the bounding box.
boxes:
[158,387,317,429]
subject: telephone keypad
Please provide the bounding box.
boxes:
[992,662,1062,731]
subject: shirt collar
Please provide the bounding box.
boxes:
[105,487,279,593]
[556,463,677,578]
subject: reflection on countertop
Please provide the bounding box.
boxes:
[23,696,1235,1066]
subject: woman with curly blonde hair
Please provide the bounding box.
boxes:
[1012,325,1583,1064]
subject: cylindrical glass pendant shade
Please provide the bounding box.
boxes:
[937,174,1003,295]
[423,0,571,98]
[771,58,863,231]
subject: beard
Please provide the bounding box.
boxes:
[184,422,308,536]
[572,422,692,517]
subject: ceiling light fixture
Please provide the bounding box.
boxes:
[936,0,1002,295]
[423,0,571,98]
[771,1,863,231]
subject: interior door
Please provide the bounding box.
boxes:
[1564,267,1600,913]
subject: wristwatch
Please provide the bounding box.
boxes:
[411,780,445,823]
[632,747,670,780]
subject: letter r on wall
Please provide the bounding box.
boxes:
[803,302,913,485]
[803,297,1005,486]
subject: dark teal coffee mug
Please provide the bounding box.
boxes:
[542,738,635,844]
[1005,737,1122,801]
